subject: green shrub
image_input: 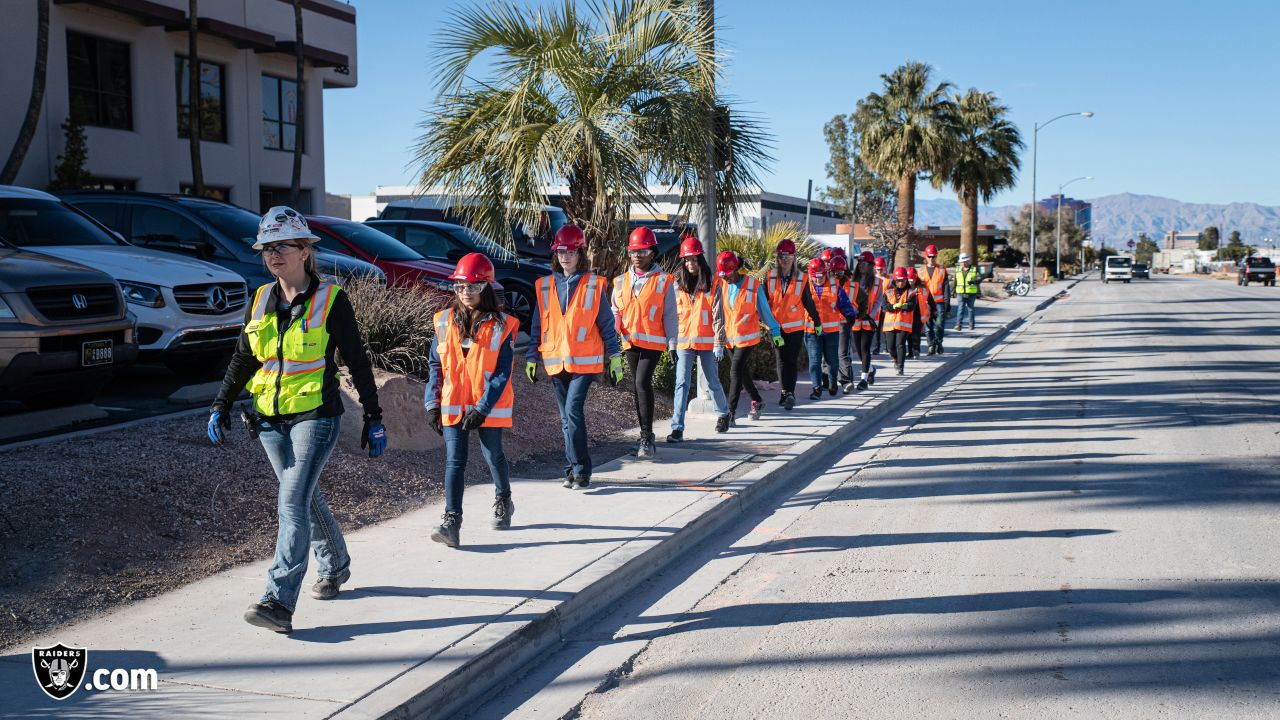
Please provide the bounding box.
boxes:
[716,221,826,278]
[343,279,448,378]
[652,350,677,395]
[937,248,960,268]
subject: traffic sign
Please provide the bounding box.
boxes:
[1127,239,1135,248]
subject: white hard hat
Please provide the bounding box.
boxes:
[958,252,971,262]
[254,206,318,249]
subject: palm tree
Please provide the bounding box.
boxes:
[857,61,955,266]
[288,0,304,209]
[935,89,1023,262]
[187,0,205,197]
[1,0,50,184]
[414,0,771,276]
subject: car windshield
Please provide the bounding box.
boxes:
[1108,257,1132,267]
[326,222,423,261]
[0,198,123,247]
[194,206,262,247]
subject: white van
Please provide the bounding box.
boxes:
[1103,255,1133,284]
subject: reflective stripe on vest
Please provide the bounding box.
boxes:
[615,270,671,351]
[921,265,948,302]
[676,278,719,350]
[436,307,520,428]
[805,278,845,333]
[245,281,339,416]
[955,266,979,295]
[722,277,762,347]
[883,287,925,333]
[536,273,606,374]
[767,270,807,333]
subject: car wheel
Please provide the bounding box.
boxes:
[164,351,232,378]
[505,283,535,331]
[1123,279,1130,284]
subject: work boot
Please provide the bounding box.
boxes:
[715,414,730,433]
[636,433,656,459]
[781,392,796,411]
[244,600,293,634]
[666,428,684,443]
[749,400,764,420]
[576,475,591,489]
[562,470,576,489]
[868,368,877,385]
[954,324,962,331]
[310,568,351,601]
[896,365,905,376]
[431,512,462,548]
[856,379,868,391]
[492,496,514,530]
[926,346,937,356]
[937,343,944,354]
[828,382,838,396]
[969,324,975,330]
[809,388,822,401]
[841,382,855,394]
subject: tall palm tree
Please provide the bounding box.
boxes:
[288,0,305,209]
[857,61,955,266]
[187,0,205,197]
[935,89,1023,262]
[414,0,771,275]
[1,0,50,184]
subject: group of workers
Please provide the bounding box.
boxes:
[207,207,983,634]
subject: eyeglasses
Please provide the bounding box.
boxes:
[260,243,302,256]
[453,282,486,294]
[554,249,579,257]
[627,249,654,257]
[776,252,794,259]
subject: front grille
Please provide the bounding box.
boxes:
[172,282,247,316]
[169,325,242,350]
[39,330,128,353]
[26,284,121,321]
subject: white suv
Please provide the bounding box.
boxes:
[0,186,246,375]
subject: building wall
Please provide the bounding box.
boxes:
[0,0,356,212]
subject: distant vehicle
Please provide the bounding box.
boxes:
[1103,255,1133,284]
[1,186,245,376]
[0,242,138,408]
[367,219,546,328]
[1131,262,1150,279]
[1238,256,1276,286]
[377,196,568,262]
[1003,272,1030,296]
[304,216,466,304]
[60,191,386,289]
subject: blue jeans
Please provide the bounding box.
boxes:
[257,416,348,613]
[805,331,840,391]
[670,348,728,431]
[551,372,594,479]
[442,424,510,514]
[926,304,948,347]
[956,295,977,327]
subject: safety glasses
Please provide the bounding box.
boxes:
[259,242,302,257]
[453,282,486,294]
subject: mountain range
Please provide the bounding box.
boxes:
[912,193,1280,247]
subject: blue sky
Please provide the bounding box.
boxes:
[324,0,1280,207]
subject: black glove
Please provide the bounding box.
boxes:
[460,409,486,431]
[426,408,443,436]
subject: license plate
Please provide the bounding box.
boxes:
[82,339,113,367]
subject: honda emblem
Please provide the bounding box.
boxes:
[71,294,88,310]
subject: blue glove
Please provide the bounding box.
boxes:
[362,421,388,458]
[713,346,724,362]
[207,411,230,445]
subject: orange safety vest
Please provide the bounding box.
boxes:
[805,277,845,334]
[920,264,948,303]
[676,279,720,351]
[854,281,881,332]
[433,308,520,428]
[883,286,930,333]
[536,273,606,374]
[766,269,808,333]
[721,276,763,348]
[613,270,672,351]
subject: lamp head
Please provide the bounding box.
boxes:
[1081,111,1095,118]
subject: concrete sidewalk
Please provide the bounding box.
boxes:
[0,280,1079,719]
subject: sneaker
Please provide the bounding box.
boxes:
[492,496,514,530]
[244,600,293,634]
[636,433,656,459]
[715,414,730,433]
[431,512,462,548]
[841,382,855,394]
[749,400,763,420]
[310,568,350,600]
[954,325,963,331]
[827,384,838,396]
[969,325,975,330]
[562,470,576,489]
[576,475,591,489]
[809,389,822,401]
[868,369,877,385]
[856,379,868,391]
[666,429,684,443]
[936,343,944,354]
[782,392,796,411]
[926,347,937,356]
[896,366,905,376]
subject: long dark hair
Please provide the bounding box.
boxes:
[678,254,713,294]
[451,284,502,341]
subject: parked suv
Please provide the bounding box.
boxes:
[1,186,246,375]
[0,241,138,408]
[59,191,386,290]
[1103,255,1133,284]
[1238,256,1276,286]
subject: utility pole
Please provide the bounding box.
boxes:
[804,179,812,236]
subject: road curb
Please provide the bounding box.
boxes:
[340,283,1080,720]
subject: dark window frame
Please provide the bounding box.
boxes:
[66,31,133,130]
[175,55,228,143]
[261,74,302,153]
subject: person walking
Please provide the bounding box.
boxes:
[906,266,927,359]
[425,253,521,548]
[883,266,931,375]
[805,257,858,400]
[872,256,889,356]
[717,251,784,423]
[919,244,950,354]
[954,252,981,331]
[526,224,624,490]
[612,227,677,458]
[764,238,821,411]
[829,254,860,393]
[209,207,387,635]
[849,254,883,390]
[668,235,731,439]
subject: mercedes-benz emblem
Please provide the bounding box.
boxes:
[206,286,228,312]
[71,294,88,310]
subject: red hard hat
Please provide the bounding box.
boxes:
[924,244,938,257]
[808,257,827,276]
[893,266,908,280]
[716,251,740,277]
[776,238,797,255]
[627,226,657,251]
[552,224,586,251]
[820,248,834,262]
[906,266,919,281]
[449,252,495,283]
[830,255,848,272]
[832,247,847,258]
[679,235,704,258]
[859,251,874,263]
[874,257,887,269]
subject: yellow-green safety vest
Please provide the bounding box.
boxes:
[955,266,980,295]
[245,281,340,416]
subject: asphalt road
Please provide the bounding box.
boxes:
[489,275,1280,719]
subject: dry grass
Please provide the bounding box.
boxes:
[343,279,448,378]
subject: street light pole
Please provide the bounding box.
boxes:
[1029,111,1093,291]
[1056,176,1092,277]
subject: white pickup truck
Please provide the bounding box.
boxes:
[1103,255,1133,284]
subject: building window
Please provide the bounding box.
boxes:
[80,178,137,191]
[259,186,311,214]
[179,184,230,202]
[176,57,227,142]
[66,31,132,130]
[261,75,301,152]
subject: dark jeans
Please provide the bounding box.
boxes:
[805,331,840,391]
[887,331,909,368]
[551,372,594,479]
[727,344,761,414]
[442,424,510,515]
[837,323,855,384]
[257,416,347,613]
[778,331,804,394]
[625,347,663,436]
[910,313,924,355]
[873,311,886,354]
[926,304,948,348]
[853,328,874,376]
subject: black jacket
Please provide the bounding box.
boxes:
[212,275,382,424]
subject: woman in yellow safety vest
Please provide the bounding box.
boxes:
[525,224,624,490]
[883,266,932,375]
[209,206,387,635]
[717,251,784,424]
[668,235,730,438]
[612,227,677,459]
[424,253,520,549]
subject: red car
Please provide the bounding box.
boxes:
[307,216,503,301]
